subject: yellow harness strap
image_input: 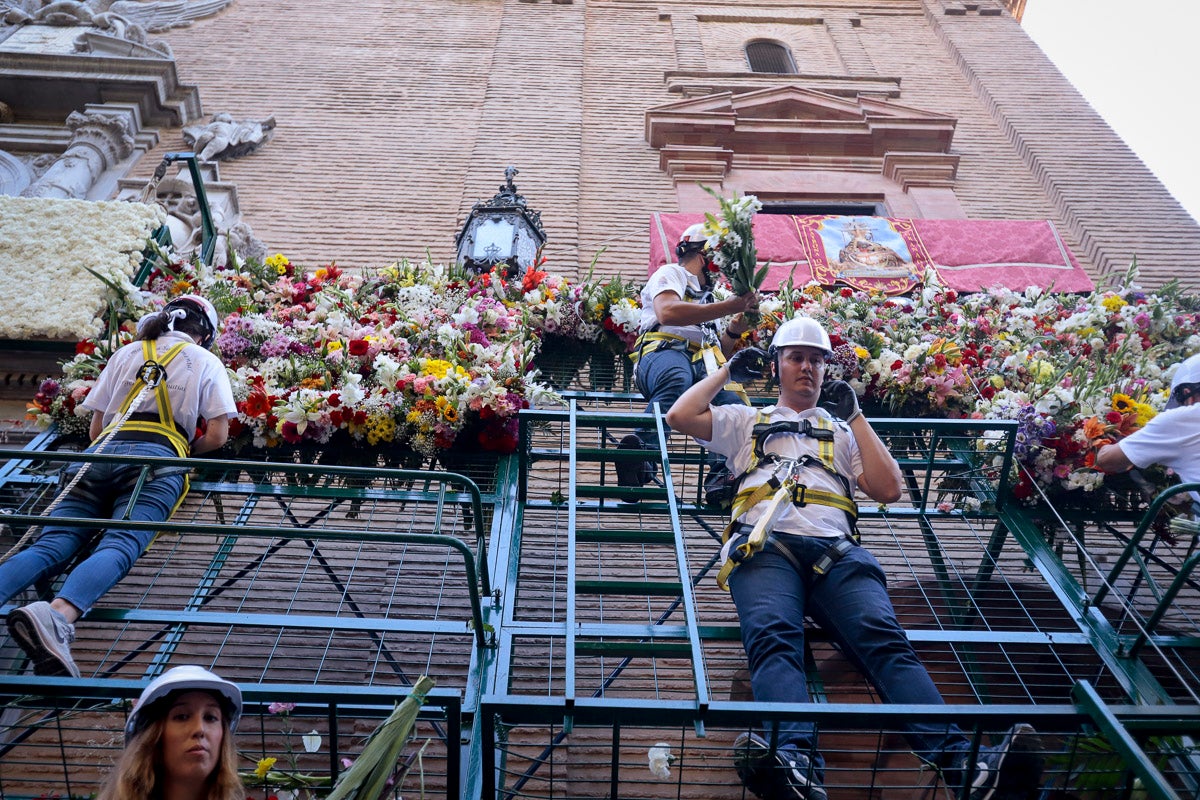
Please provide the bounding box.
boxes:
[96,340,192,518]
[715,413,856,590]
[99,341,192,457]
[628,331,702,364]
[630,332,751,404]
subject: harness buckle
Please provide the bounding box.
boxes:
[804,420,835,442]
[790,482,808,507]
[731,540,755,565]
[137,359,166,388]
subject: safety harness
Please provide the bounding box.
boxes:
[715,411,859,590]
[0,340,192,566]
[98,341,192,458]
[629,284,751,405]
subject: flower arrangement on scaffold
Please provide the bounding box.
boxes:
[701,186,768,324]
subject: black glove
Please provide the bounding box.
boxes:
[725,347,769,383]
[819,380,861,422]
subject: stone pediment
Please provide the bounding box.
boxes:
[645,85,957,160]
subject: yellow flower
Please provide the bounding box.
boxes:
[1028,358,1055,382]
[265,253,290,275]
[1111,393,1135,414]
[326,341,343,352]
[854,346,870,360]
[423,359,452,380]
[990,375,1005,389]
[1101,294,1127,312]
[255,757,277,778]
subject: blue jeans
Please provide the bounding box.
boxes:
[0,441,185,613]
[728,535,969,777]
[635,346,744,430]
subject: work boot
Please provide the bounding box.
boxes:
[7,601,81,678]
[943,724,1044,800]
[733,732,828,800]
[615,434,654,502]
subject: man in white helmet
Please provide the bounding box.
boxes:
[1097,352,1200,508]
[618,222,759,494]
[667,316,1043,800]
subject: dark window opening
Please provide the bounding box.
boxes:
[760,202,886,217]
[745,40,797,74]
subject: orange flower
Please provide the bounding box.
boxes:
[1081,416,1109,440]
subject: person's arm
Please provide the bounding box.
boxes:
[191,415,230,455]
[665,363,732,442]
[653,290,757,328]
[1096,442,1135,473]
[718,313,756,358]
[850,416,903,504]
[89,410,104,441]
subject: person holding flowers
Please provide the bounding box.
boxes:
[3,295,236,678]
[1097,352,1200,507]
[618,222,759,494]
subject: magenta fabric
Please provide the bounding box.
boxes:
[647,213,1093,293]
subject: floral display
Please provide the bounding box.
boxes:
[731,265,1200,508]
[21,216,1199,511]
[701,186,768,321]
[0,195,165,340]
[26,250,638,462]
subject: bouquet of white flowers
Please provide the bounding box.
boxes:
[701,186,767,322]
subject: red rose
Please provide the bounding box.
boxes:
[348,339,369,356]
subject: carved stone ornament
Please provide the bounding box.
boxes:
[1,0,234,34]
[182,113,277,162]
[19,108,135,199]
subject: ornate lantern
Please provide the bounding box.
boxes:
[455,166,546,276]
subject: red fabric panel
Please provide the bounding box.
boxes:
[647,214,1093,293]
[911,218,1094,293]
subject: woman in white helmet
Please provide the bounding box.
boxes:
[3,295,236,678]
[619,222,759,492]
[98,665,245,800]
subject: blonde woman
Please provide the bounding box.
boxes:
[98,665,244,800]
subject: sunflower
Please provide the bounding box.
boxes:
[1111,393,1135,414]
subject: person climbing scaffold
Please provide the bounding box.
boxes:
[666,315,1045,800]
[1,295,236,678]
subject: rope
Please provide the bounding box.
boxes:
[0,361,165,566]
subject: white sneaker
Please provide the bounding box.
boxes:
[6,601,81,678]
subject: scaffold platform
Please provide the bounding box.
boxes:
[1,388,1198,799]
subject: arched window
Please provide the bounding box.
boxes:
[745,40,797,74]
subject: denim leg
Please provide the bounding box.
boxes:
[0,489,100,607]
[635,348,695,425]
[55,470,185,614]
[802,541,967,760]
[728,546,822,771]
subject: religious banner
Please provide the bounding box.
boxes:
[649,213,1094,294]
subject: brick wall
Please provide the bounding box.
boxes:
[133,0,1198,291]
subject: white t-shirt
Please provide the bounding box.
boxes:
[702,403,863,543]
[1116,404,1200,501]
[637,263,709,345]
[83,331,237,439]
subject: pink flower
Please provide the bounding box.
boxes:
[268,701,296,715]
[936,500,955,513]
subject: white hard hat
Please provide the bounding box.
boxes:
[125,665,242,742]
[770,316,832,356]
[164,294,220,348]
[678,223,709,248]
[1167,352,1200,408]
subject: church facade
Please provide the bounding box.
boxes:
[2,0,1197,292]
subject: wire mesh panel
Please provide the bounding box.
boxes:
[482,701,1200,800]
